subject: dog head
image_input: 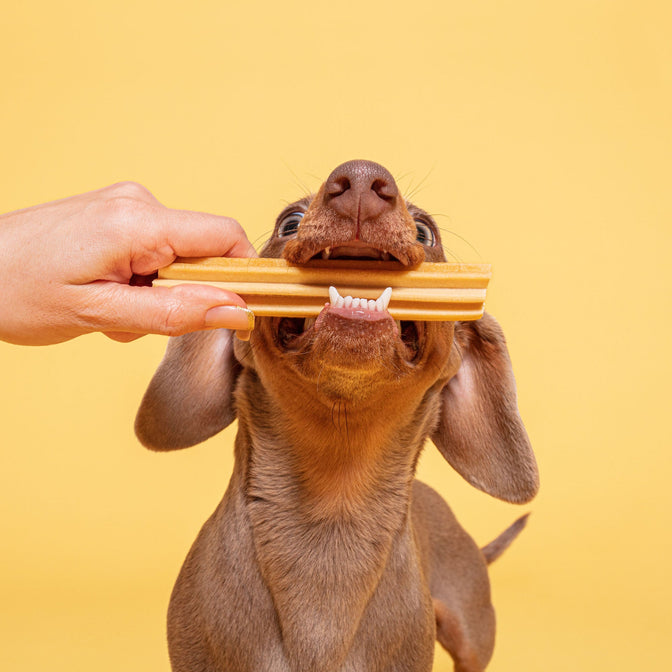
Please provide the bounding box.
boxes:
[136,160,538,503]
[241,160,452,406]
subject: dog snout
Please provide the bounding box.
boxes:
[281,160,425,266]
[324,160,399,228]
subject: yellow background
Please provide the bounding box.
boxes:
[1,1,670,670]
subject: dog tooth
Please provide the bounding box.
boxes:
[328,286,340,306]
[379,287,392,311]
[328,288,392,313]
[322,247,332,260]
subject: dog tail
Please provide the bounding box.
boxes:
[481,513,530,565]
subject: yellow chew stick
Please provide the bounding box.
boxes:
[155,257,491,321]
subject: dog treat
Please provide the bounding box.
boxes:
[155,257,491,321]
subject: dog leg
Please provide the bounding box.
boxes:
[412,481,495,671]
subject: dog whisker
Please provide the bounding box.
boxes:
[282,160,318,199]
[249,229,274,251]
[400,166,435,203]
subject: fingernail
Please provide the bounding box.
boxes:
[205,305,255,331]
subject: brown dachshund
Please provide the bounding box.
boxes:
[135,160,539,672]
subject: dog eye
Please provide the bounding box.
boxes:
[277,212,304,237]
[414,219,436,247]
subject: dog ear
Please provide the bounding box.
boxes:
[135,329,241,451]
[431,314,539,503]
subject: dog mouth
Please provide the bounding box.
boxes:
[310,243,401,263]
[274,243,424,361]
[275,287,423,363]
[276,307,422,361]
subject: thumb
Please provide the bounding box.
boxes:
[84,282,255,338]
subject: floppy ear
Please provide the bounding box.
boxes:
[431,314,539,503]
[135,329,241,451]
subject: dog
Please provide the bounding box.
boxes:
[135,160,539,672]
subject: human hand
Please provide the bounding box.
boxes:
[0,182,257,345]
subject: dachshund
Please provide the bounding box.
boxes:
[135,160,539,671]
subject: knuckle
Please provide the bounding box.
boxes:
[107,181,153,201]
[104,193,142,217]
[100,194,154,231]
[222,215,243,230]
[98,182,157,226]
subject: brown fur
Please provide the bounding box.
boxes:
[135,160,539,671]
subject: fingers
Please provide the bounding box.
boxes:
[156,208,258,259]
[1,181,260,345]
[103,331,145,343]
[103,328,252,343]
[105,196,258,279]
[83,187,259,339]
[90,181,257,268]
[79,282,255,338]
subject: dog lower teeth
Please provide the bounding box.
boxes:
[328,286,392,312]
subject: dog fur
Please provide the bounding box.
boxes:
[135,160,539,671]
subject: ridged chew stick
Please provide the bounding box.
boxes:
[154,257,492,322]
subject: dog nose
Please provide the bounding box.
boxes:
[324,160,399,224]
